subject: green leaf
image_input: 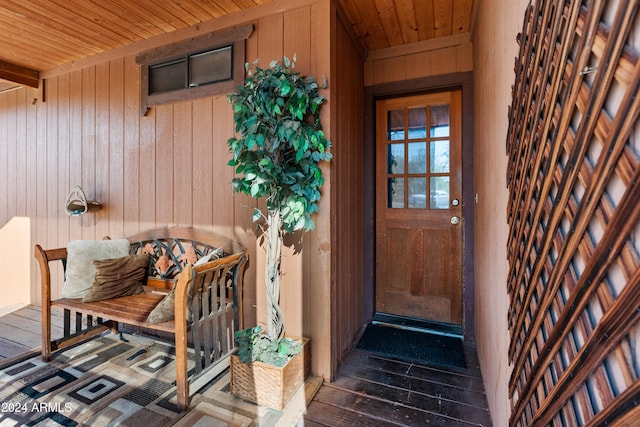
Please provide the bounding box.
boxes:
[280,83,292,96]
[259,157,272,167]
[250,182,261,197]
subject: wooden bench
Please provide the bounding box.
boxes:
[34,226,248,411]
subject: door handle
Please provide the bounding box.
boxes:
[451,216,460,225]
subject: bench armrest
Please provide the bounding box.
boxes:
[172,251,247,409]
[34,245,67,306]
[34,244,67,360]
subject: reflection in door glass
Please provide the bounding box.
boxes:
[388,110,405,140]
[430,105,450,137]
[430,176,449,209]
[408,178,427,208]
[388,144,404,174]
[408,142,426,174]
[388,178,404,208]
[408,107,426,139]
[430,140,450,173]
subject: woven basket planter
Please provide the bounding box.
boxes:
[230,337,310,411]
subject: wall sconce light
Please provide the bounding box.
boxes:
[65,186,102,216]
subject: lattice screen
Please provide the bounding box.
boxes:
[506,0,640,425]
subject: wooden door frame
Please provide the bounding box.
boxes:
[363,72,475,342]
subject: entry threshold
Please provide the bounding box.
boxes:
[372,312,463,339]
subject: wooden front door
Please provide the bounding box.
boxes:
[375,90,463,325]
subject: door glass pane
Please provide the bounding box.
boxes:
[388,110,405,140]
[430,105,450,137]
[408,107,426,139]
[388,178,404,208]
[408,178,427,208]
[430,140,450,173]
[430,177,449,209]
[388,143,404,174]
[408,142,426,174]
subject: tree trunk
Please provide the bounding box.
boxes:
[265,210,284,341]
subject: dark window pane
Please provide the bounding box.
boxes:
[149,58,187,94]
[189,46,233,87]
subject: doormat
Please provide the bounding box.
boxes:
[0,334,277,426]
[356,324,466,369]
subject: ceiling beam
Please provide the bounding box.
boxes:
[0,60,39,88]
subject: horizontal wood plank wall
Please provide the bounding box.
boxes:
[364,34,473,86]
[506,0,640,425]
[0,3,327,343]
[331,13,365,376]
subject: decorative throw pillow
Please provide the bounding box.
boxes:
[146,271,202,325]
[82,254,150,302]
[146,287,175,324]
[63,239,131,299]
[193,247,224,266]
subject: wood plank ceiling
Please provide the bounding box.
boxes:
[0,0,476,89]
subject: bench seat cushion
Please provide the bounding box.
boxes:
[53,293,178,333]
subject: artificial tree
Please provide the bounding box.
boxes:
[227,56,331,353]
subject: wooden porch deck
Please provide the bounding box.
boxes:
[304,344,492,426]
[0,306,492,426]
